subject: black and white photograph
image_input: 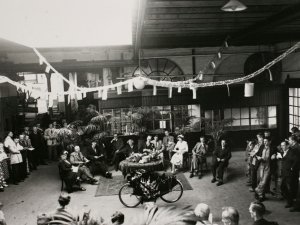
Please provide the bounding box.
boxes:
[0,0,300,224]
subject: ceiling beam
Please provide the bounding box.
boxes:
[146,12,274,20]
[134,0,147,58]
[147,0,298,8]
[147,5,285,14]
[231,2,300,45]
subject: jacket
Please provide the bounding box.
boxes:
[70,152,89,166]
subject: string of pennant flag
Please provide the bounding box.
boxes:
[0,41,299,104]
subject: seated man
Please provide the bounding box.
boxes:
[110,134,124,164]
[85,141,112,178]
[190,136,208,179]
[112,139,138,171]
[70,146,98,184]
[58,152,86,193]
[211,139,231,186]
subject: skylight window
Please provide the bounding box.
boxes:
[0,0,134,48]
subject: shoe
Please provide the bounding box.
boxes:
[13,182,19,185]
[106,172,112,179]
[189,173,194,178]
[216,181,223,186]
[289,207,299,212]
[80,187,86,191]
[211,178,217,183]
[259,197,266,202]
[285,204,292,208]
[198,174,202,179]
[249,187,254,192]
[3,184,8,187]
[0,187,4,192]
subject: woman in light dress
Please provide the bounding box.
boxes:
[171,134,188,173]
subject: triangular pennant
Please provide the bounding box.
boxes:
[168,87,172,98]
[102,88,108,100]
[117,85,122,95]
[192,88,197,99]
[153,85,157,96]
[98,89,102,98]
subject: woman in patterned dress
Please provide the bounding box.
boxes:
[0,143,9,191]
[0,143,9,181]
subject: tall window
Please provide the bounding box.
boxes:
[289,88,300,130]
[205,106,277,131]
[102,104,201,135]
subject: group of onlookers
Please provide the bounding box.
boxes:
[0,121,66,191]
[245,129,300,212]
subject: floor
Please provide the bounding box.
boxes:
[1,151,300,225]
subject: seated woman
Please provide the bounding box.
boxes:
[58,152,86,193]
[170,135,188,173]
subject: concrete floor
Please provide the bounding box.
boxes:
[0,151,300,225]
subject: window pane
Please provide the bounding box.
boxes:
[289,106,293,115]
[251,118,259,126]
[224,108,231,119]
[290,115,294,124]
[295,98,299,106]
[205,110,212,119]
[232,119,240,126]
[241,108,249,118]
[268,106,276,117]
[289,97,293,106]
[268,118,277,128]
[294,88,298,96]
[188,105,200,117]
[290,123,294,131]
[294,107,298,115]
[251,107,258,118]
[232,108,240,119]
[289,88,293,96]
[295,116,299,126]
[241,118,250,126]
[298,88,300,97]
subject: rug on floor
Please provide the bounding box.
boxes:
[95,172,193,197]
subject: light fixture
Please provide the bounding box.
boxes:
[221,0,247,12]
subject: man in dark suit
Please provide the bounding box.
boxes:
[112,139,138,171]
[30,126,47,166]
[85,141,112,178]
[58,152,85,193]
[110,134,124,164]
[211,139,231,186]
[281,135,300,211]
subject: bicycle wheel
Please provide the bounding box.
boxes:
[160,179,183,203]
[119,183,142,208]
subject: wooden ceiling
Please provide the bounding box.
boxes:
[132,0,300,50]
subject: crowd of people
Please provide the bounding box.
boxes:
[8,193,272,225]
[245,129,300,212]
